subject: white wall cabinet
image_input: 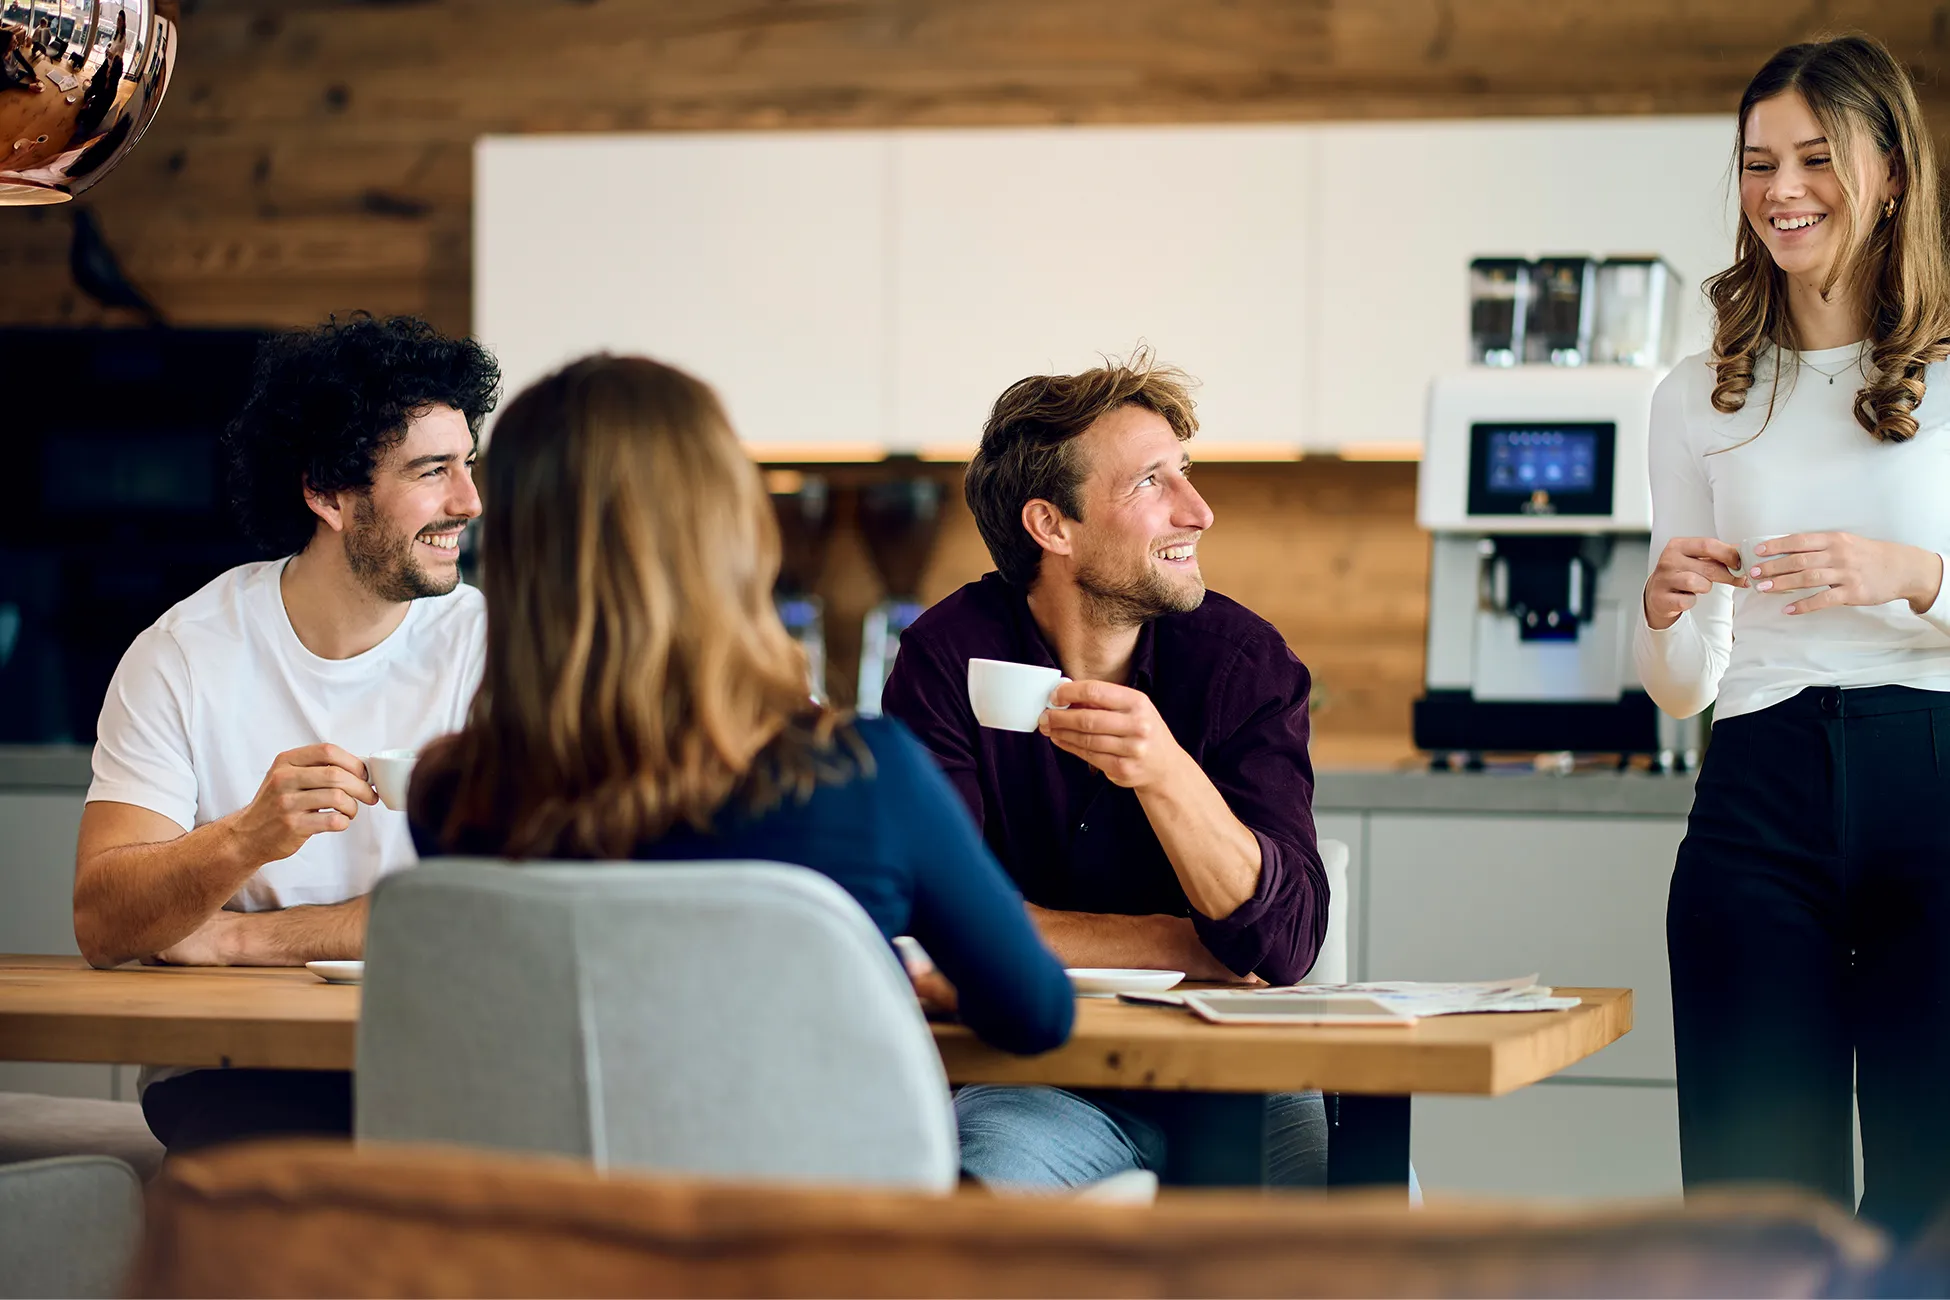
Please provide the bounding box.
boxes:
[891,126,1312,454]
[1310,117,1737,452]
[478,117,1737,456]
[477,133,894,456]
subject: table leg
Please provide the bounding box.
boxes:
[1327,1093,1410,1191]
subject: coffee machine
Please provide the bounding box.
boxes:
[769,472,833,702]
[1413,366,1699,769]
[855,477,944,717]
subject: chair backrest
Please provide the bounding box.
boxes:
[1301,838,1351,986]
[356,859,959,1191]
[0,1155,143,1300]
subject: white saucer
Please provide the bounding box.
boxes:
[1067,968,1185,998]
[306,960,364,985]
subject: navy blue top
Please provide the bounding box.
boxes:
[408,715,1074,1055]
[883,573,1326,986]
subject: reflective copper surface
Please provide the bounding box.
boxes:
[0,0,176,204]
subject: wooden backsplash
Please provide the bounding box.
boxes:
[804,459,1426,769]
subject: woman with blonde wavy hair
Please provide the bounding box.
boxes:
[407,354,1073,1058]
[1633,33,1950,1236]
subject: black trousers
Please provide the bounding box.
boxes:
[141,1068,353,1154]
[1670,684,1950,1241]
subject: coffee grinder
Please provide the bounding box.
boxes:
[855,477,944,717]
[768,472,833,702]
[1413,366,1700,770]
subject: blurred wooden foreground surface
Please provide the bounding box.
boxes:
[0,955,1628,1096]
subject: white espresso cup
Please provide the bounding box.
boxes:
[365,748,419,811]
[1736,533,1830,597]
[1734,534,1790,582]
[967,658,1069,733]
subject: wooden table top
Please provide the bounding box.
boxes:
[0,956,1630,1097]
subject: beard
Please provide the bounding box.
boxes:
[1074,545,1206,629]
[344,494,462,602]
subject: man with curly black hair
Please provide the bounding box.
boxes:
[71,315,501,1153]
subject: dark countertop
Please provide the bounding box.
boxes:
[1314,768,1697,818]
[0,746,93,790]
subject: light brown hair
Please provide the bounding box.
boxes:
[1707,33,1950,444]
[965,346,1199,586]
[425,355,853,859]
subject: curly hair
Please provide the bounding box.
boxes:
[964,346,1198,587]
[1706,34,1950,446]
[223,315,502,555]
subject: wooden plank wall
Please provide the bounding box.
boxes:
[4,1,1945,763]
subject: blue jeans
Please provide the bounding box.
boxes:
[955,1085,1328,1188]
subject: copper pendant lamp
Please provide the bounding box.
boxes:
[0,0,177,205]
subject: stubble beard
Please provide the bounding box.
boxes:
[1074,549,1206,629]
[344,493,459,603]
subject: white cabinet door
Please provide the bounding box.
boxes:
[0,792,85,956]
[891,125,1313,456]
[0,791,119,1098]
[1365,812,1683,1081]
[1311,117,1738,453]
[476,132,893,456]
[1416,1081,1682,1199]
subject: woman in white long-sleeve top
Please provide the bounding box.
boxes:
[1633,34,1950,1240]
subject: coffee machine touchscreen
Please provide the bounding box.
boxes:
[1466,422,1615,518]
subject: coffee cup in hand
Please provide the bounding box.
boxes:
[967,658,1068,733]
[365,749,419,811]
[1734,535,1789,583]
[1736,533,1825,597]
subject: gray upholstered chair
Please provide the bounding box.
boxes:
[1303,837,1352,985]
[0,1155,144,1299]
[355,860,960,1191]
[0,1092,164,1181]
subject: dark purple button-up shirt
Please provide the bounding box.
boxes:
[881,572,1326,985]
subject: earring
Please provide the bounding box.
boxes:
[1885,196,1899,218]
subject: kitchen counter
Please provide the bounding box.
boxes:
[5,746,1702,816]
[1315,768,1697,818]
[0,746,92,790]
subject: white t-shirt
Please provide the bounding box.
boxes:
[88,558,487,910]
[1634,345,1950,722]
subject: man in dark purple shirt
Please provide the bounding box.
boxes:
[883,349,1328,1189]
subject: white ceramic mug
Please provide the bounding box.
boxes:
[967,658,1069,733]
[365,748,419,811]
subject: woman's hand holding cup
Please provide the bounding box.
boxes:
[1644,536,1748,630]
[1746,532,1947,616]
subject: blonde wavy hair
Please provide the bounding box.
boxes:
[1706,33,1950,444]
[424,354,853,860]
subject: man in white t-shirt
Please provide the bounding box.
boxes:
[73,315,500,1152]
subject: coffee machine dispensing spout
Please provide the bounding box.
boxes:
[0,0,178,205]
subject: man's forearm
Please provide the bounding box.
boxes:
[224,897,370,965]
[74,820,260,968]
[1136,751,1263,920]
[1025,904,1239,981]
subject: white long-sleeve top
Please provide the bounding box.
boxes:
[1633,344,1950,721]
